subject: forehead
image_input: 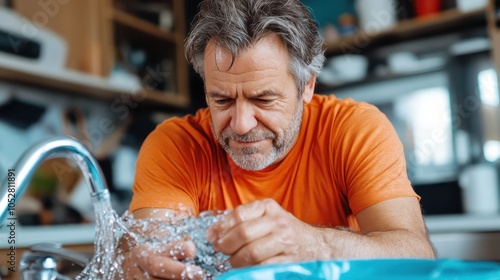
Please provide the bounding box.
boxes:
[203,34,290,77]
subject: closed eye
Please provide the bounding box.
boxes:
[214,98,232,105]
[252,90,281,106]
[207,91,233,106]
[255,98,274,105]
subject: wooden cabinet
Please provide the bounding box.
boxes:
[12,0,112,76]
[9,0,189,109]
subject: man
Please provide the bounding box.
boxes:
[123,0,436,278]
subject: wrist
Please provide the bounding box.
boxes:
[303,226,335,260]
[308,225,361,260]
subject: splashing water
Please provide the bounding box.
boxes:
[76,200,232,279]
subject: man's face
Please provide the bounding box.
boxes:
[204,35,313,171]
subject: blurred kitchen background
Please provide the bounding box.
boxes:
[1,0,500,269]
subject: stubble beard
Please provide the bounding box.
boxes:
[213,101,304,171]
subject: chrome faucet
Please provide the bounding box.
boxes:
[21,243,91,280]
[0,136,110,224]
[0,136,110,279]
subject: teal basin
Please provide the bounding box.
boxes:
[216,259,500,280]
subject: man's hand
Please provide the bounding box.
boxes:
[204,197,435,268]
[205,199,316,267]
[120,208,205,279]
[120,240,204,280]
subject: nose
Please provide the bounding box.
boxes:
[230,101,258,135]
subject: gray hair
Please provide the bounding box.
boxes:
[184,0,325,95]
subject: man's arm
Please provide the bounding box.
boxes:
[310,196,436,259]
[206,197,435,267]
[133,208,177,219]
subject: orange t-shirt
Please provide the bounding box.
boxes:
[130,94,417,229]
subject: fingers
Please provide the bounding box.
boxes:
[206,199,301,267]
[260,255,296,266]
[123,255,203,280]
[121,258,146,280]
[144,256,203,279]
[157,240,197,260]
[228,233,289,268]
[220,199,272,230]
[212,215,273,255]
[123,242,203,279]
[207,199,277,243]
[121,264,167,280]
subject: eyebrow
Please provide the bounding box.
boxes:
[206,91,228,99]
[206,89,284,99]
[253,90,283,98]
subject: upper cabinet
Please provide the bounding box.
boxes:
[6,0,189,109]
[314,0,497,90]
[324,8,487,57]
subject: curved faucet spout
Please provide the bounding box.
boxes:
[0,137,110,225]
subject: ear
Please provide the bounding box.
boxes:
[302,74,316,104]
[204,86,209,105]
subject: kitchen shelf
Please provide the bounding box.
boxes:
[425,214,500,233]
[325,8,487,56]
[315,67,445,94]
[0,60,189,109]
[111,9,177,44]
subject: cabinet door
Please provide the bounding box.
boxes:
[12,0,113,76]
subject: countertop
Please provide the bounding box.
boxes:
[1,214,500,249]
[424,214,500,233]
[0,224,95,249]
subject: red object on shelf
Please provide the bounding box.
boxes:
[414,0,442,17]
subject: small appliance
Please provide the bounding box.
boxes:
[0,8,67,70]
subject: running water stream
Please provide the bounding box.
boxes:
[76,200,232,279]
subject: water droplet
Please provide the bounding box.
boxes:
[76,201,231,279]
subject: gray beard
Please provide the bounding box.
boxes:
[213,101,304,171]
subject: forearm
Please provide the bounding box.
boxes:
[304,226,436,260]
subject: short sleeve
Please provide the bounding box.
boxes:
[129,119,204,214]
[336,103,417,215]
